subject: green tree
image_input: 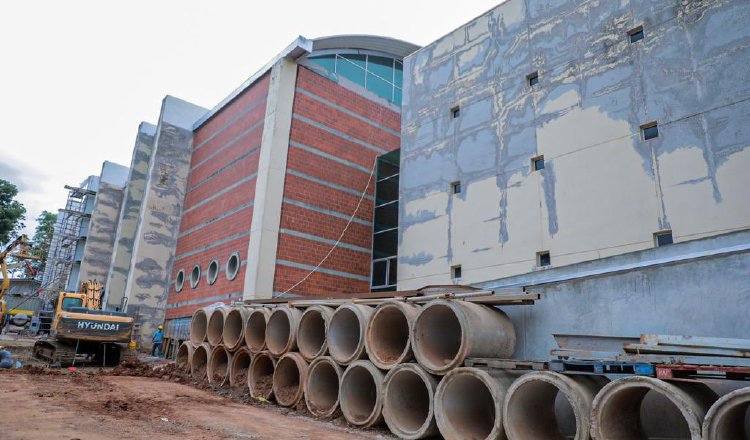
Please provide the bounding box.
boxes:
[0,179,26,246]
[31,210,57,277]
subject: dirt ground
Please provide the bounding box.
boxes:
[0,369,394,440]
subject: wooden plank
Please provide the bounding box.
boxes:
[624,343,750,358]
[617,353,750,368]
[640,334,750,351]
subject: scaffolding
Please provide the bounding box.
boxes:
[41,184,96,298]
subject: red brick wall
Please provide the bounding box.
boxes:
[273,66,401,296]
[166,73,270,319]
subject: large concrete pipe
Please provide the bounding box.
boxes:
[190,308,209,344]
[503,371,609,440]
[702,386,750,440]
[223,307,251,351]
[266,307,302,357]
[411,300,515,375]
[365,301,420,370]
[273,352,308,407]
[229,347,252,388]
[207,344,233,386]
[297,305,335,361]
[340,360,385,428]
[590,376,718,440]
[176,341,195,372]
[304,356,344,418]
[206,306,230,346]
[435,367,520,440]
[382,363,439,439]
[190,343,212,380]
[248,351,276,400]
[245,308,271,354]
[328,304,374,366]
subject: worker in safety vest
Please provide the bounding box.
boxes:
[152,325,164,357]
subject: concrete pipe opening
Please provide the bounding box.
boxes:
[245,308,270,353]
[340,360,385,427]
[223,307,249,351]
[190,309,208,345]
[266,307,301,356]
[328,304,373,365]
[248,352,276,400]
[702,386,750,440]
[207,307,229,346]
[504,372,609,440]
[207,345,232,386]
[304,356,343,418]
[273,352,308,407]
[383,363,439,439]
[229,348,252,388]
[190,343,211,380]
[297,306,334,361]
[591,376,718,440]
[412,300,515,375]
[365,301,419,370]
[176,341,194,372]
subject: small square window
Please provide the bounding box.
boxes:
[451,106,460,118]
[641,122,659,140]
[451,181,461,194]
[532,155,545,171]
[628,26,644,43]
[654,230,673,247]
[451,265,462,280]
[527,71,539,87]
[537,251,551,267]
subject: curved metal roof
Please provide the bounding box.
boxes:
[312,35,420,59]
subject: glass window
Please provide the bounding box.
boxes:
[61,297,83,311]
[367,72,393,101]
[309,55,336,72]
[368,56,394,80]
[372,260,388,287]
[340,53,366,69]
[337,56,366,87]
[394,88,402,104]
[394,61,403,88]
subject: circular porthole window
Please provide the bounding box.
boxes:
[207,259,219,285]
[175,269,185,293]
[226,252,240,281]
[190,264,201,288]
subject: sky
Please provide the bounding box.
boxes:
[0,0,499,236]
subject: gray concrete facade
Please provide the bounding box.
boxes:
[398,0,750,289]
[104,122,157,311]
[124,96,207,347]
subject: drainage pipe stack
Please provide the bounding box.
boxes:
[223,307,252,352]
[190,342,212,380]
[702,386,750,440]
[248,351,276,400]
[382,363,439,439]
[176,341,195,372]
[245,308,272,354]
[273,352,308,407]
[328,304,373,366]
[297,305,335,361]
[304,356,343,418]
[266,307,302,357]
[207,344,233,386]
[365,301,420,370]
[229,347,253,388]
[206,306,230,346]
[339,360,385,428]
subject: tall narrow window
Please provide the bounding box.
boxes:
[451,106,461,119]
[451,265,463,280]
[451,181,462,194]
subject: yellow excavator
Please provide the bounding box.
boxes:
[0,234,39,332]
[33,280,136,366]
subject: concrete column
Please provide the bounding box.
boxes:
[243,58,298,299]
[103,122,156,311]
[124,96,207,348]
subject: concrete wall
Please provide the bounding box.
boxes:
[124,96,207,347]
[104,122,156,311]
[398,0,750,289]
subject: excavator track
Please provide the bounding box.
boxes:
[33,339,128,367]
[33,340,78,367]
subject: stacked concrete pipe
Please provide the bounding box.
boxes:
[503,371,609,440]
[411,300,516,375]
[249,351,276,400]
[365,300,420,370]
[176,341,195,372]
[207,344,233,386]
[435,367,521,440]
[382,363,439,439]
[339,360,385,428]
[273,352,308,407]
[190,307,210,344]
[266,307,302,357]
[229,347,253,388]
[297,305,335,361]
[245,308,271,354]
[702,386,750,440]
[304,356,343,418]
[590,376,718,440]
[328,304,373,365]
[223,307,252,351]
[207,306,230,346]
[190,342,212,380]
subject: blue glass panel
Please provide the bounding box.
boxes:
[340,53,366,69]
[366,72,393,101]
[337,56,366,87]
[394,87,402,105]
[368,56,394,81]
[394,62,403,88]
[308,55,336,72]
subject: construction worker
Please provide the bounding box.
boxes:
[152,325,164,358]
